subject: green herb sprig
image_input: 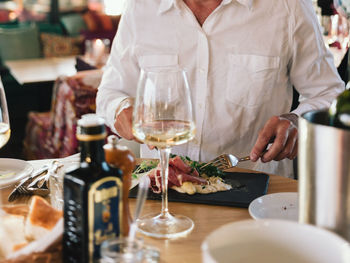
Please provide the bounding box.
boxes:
[132,160,159,179]
[178,154,225,178]
[133,155,225,179]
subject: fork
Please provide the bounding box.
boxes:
[201,148,271,171]
[200,154,251,171]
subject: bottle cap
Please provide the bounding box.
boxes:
[77,114,106,140]
[78,114,105,127]
[107,135,119,146]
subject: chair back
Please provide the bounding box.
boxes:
[0,22,41,61]
[24,69,140,159]
[49,69,140,158]
[60,13,87,36]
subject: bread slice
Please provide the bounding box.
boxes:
[25,196,63,240]
[0,214,27,260]
[2,205,29,217]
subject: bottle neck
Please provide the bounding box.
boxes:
[80,139,105,165]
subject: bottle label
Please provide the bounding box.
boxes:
[88,176,123,262]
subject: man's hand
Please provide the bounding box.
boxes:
[114,106,140,142]
[114,107,153,148]
[250,114,298,163]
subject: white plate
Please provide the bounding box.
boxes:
[201,219,350,263]
[248,192,298,221]
[0,158,33,188]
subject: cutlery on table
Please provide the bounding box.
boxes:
[27,160,61,190]
[8,161,62,202]
[8,165,49,202]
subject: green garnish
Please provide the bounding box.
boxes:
[199,164,225,178]
[174,154,225,178]
[170,153,178,158]
[132,160,159,178]
[132,154,224,179]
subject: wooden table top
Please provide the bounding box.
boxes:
[130,166,297,263]
[5,56,77,85]
[0,157,297,263]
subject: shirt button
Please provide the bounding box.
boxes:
[199,68,205,75]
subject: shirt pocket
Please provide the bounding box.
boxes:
[138,54,179,70]
[227,54,280,107]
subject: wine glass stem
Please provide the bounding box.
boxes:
[159,147,171,218]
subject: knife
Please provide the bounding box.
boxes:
[8,165,49,202]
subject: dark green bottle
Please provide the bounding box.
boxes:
[329,88,350,129]
[63,114,123,263]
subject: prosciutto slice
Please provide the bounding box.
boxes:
[169,156,199,177]
[148,156,207,193]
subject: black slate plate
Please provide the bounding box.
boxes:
[129,172,270,208]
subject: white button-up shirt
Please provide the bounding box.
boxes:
[96,0,344,178]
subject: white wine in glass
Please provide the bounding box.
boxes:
[0,77,10,213]
[132,69,196,239]
[0,80,10,149]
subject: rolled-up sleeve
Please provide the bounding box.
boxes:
[288,0,345,116]
[96,0,139,133]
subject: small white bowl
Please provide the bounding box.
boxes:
[248,192,298,221]
[201,219,350,263]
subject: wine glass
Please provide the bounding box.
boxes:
[132,68,196,239]
[0,79,10,149]
[0,77,10,213]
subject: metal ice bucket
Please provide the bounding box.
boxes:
[299,110,350,241]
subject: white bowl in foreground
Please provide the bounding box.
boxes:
[201,219,350,263]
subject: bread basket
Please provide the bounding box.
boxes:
[0,203,63,263]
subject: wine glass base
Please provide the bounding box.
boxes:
[136,212,194,239]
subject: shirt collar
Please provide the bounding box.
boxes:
[158,0,177,14]
[158,0,253,14]
[222,0,253,8]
